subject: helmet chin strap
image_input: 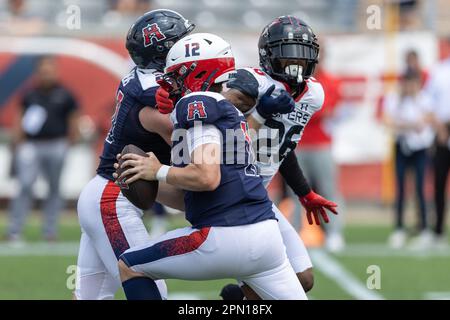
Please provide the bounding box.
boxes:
[284,65,303,84]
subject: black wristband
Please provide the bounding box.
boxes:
[279,151,311,197]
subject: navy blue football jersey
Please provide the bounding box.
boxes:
[97,68,171,181]
[171,91,275,228]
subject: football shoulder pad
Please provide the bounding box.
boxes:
[174,91,236,129]
[301,78,325,111]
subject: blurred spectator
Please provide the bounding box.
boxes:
[295,45,346,253]
[404,49,428,86]
[6,55,80,243]
[425,36,450,249]
[383,70,434,249]
[0,0,46,35]
[103,0,152,26]
[113,0,152,15]
[386,0,422,30]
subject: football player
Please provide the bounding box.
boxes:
[156,16,338,299]
[115,32,307,300]
[74,9,194,300]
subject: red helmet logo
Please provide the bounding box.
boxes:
[142,23,166,47]
[187,101,207,121]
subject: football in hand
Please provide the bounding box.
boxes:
[116,144,158,210]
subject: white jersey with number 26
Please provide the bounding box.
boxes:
[228,67,324,186]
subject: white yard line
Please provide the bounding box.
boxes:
[310,249,385,300]
[0,242,79,256]
[424,292,450,300]
[334,244,450,258]
[1,242,449,258]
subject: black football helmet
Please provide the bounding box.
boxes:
[258,16,319,89]
[126,9,195,71]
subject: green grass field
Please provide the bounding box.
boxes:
[0,211,449,300]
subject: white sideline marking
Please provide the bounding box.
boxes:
[424,292,450,300]
[334,244,450,258]
[0,242,79,256]
[1,242,449,258]
[310,249,384,300]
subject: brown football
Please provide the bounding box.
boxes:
[116,144,158,210]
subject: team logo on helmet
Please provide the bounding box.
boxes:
[142,23,167,47]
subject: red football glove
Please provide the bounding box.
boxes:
[299,190,338,225]
[155,86,174,114]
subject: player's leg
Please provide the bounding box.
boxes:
[241,259,307,300]
[76,176,121,299]
[119,219,307,300]
[39,139,67,240]
[273,204,314,291]
[7,142,39,240]
[75,229,119,300]
[239,219,307,300]
[230,206,312,300]
[119,226,219,279]
[119,226,218,299]
[76,175,167,299]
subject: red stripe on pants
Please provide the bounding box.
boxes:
[100,181,130,259]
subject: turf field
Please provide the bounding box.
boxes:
[0,209,449,300]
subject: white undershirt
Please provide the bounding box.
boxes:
[186,124,222,156]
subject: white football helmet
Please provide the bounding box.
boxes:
[163,33,235,95]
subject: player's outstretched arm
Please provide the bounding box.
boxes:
[247,85,295,131]
[222,88,256,114]
[279,151,338,225]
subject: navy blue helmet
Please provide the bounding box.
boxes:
[126,9,195,71]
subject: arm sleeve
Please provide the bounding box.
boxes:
[186,124,221,156]
[227,68,260,99]
[279,150,311,197]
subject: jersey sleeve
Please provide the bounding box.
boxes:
[136,86,158,108]
[175,94,224,129]
[227,68,260,99]
[186,124,221,156]
[303,79,325,113]
[227,67,279,101]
